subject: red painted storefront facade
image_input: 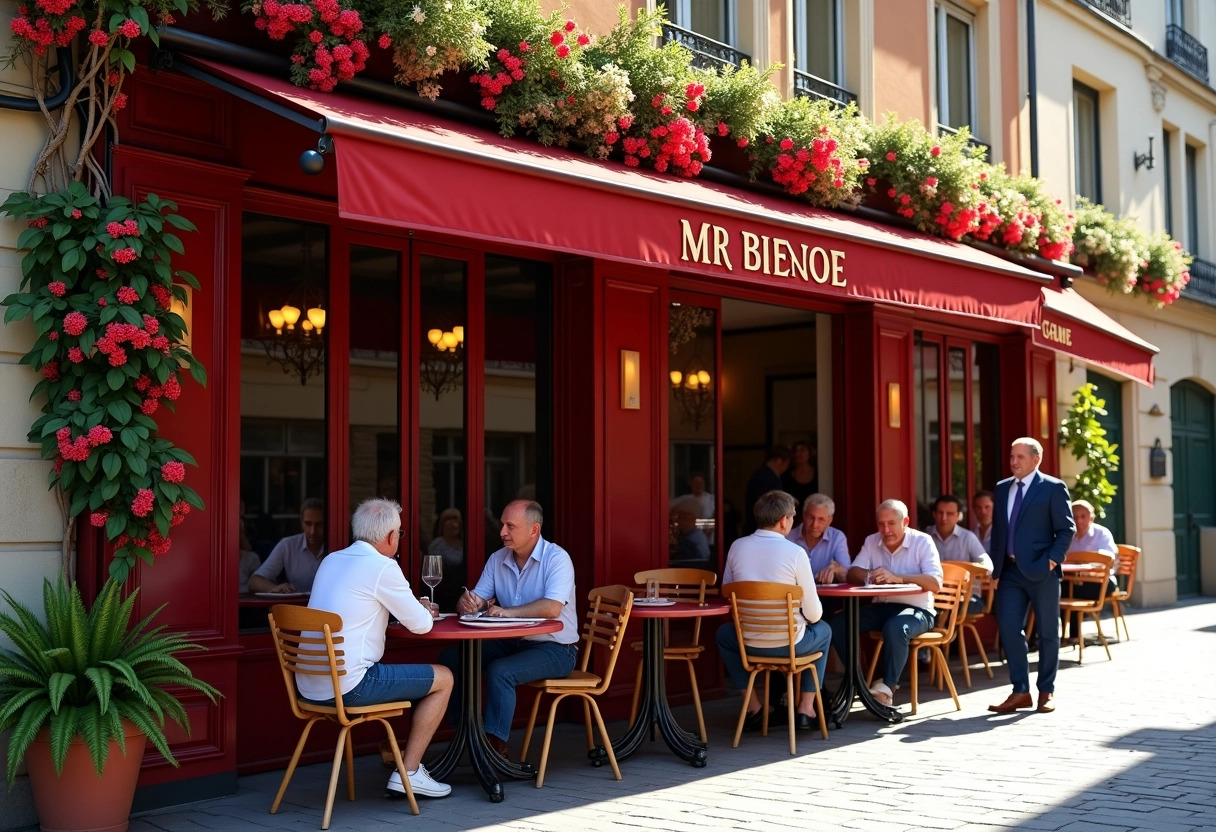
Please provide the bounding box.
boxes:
[76,47,1151,806]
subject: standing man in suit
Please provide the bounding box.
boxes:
[988,437,1075,714]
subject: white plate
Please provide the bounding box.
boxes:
[255,592,310,599]
[633,598,677,606]
[853,583,921,591]
[457,618,541,628]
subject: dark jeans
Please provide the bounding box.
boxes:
[829,603,935,689]
[996,560,1062,694]
[441,638,578,741]
[716,619,833,697]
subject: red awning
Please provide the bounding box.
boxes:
[1034,287,1158,386]
[186,58,1052,327]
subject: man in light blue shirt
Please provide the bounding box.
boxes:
[786,493,851,584]
[451,500,578,758]
[924,494,992,614]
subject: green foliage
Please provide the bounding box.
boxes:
[0,186,205,582]
[1058,383,1120,518]
[694,61,780,145]
[0,578,220,785]
[380,0,491,98]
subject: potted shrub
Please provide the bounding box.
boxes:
[0,578,219,832]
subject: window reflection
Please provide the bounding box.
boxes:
[668,303,716,568]
[420,256,466,610]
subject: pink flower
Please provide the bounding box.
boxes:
[736,138,748,148]
[117,18,140,38]
[924,177,938,187]
[116,286,139,304]
[88,29,108,46]
[90,511,108,527]
[47,331,58,341]
[112,247,138,264]
[63,311,87,336]
[780,138,794,151]
[161,461,186,483]
[930,145,941,156]
[86,425,112,446]
[42,361,60,380]
[67,347,84,363]
[576,33,590,46]
[885,152,896,161]
[48,281,66,296]
[70,209,81,219]
[141,397,159,415]
[67,389,82,402]
[555,43,570,58]
[378,33,390,48]
[900,194,911,204]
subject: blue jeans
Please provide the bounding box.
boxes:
[829,603,935,689]
[716,619,832,695]
[442,639,578,741]
[304,661,434,707]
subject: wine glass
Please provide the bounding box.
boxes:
[421,554,443,605]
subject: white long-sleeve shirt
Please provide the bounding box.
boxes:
[297,540,434,700]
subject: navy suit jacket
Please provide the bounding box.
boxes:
[990,471,1075,582]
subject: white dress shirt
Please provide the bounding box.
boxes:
[722,529,822,647]
[852,528,944,612]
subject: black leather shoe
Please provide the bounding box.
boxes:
[795,713,815,731]
[742,709,766,732]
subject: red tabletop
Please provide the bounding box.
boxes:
[387,616,562,641]
[628,598,731,619]
[1062,562,1107,573]
[238,593,310,608]
[815,582,926,598]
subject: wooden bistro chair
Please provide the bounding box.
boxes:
[520,585,634,788]
[865,563,969,715]
[721,581,828,755]
[1060,552,1115,663]
[943,561,995,688]
[1109,544,1141,642]
[628,568,717,742]
[268,605,419,829]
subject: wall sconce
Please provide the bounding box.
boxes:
[887,382,901,429]
[1038,397,1050,439]
[620,349,640,409]
[1148,403,1164,417]
[1150,438,1167,478]
[1134,134,1155,171]
[170,285,192,351]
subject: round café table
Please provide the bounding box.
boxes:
[388,616,561,802]
[600,598,730,768]
[816,583,926,727]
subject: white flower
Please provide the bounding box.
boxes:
[425,45,437,56]
[412,5,425,23]
[445,1,452,8]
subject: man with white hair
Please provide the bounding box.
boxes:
[302,498,454,799]
[787,493,851,584]
[828,499,943,708]
[1063,498,1118,638]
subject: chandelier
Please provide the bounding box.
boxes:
[670,365,714,430]
[259,228,327,385]
[420,325,464,400]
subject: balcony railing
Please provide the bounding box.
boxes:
[660,22,750,72]
[936,124,990,161]
[1076,0,1131,29]
[793,69,858,108]
[1167,24,1209,84]
[1185,257,1216,306]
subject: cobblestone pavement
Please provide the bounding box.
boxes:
[128,599,1216,832]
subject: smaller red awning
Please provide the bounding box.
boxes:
[1034,288,1158,386]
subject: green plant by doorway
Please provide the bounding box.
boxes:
[1058,382,1120,518]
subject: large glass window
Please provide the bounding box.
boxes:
[1164,128,1174,236]
[936,3,975,133]
[668,302,717,568]
[670,0,733,45]
[349,245,401,510]
[1185,143,1200,255]
[239,215,328,592]
[794,0,840,84]
[1073,81,1102,203]
[419,255,466,610]
[914,335,1001,528]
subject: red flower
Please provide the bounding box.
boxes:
[67,347,84,363]
[378,33,390,48]
[42,360,60,380]
[47,331,58,341]
[88,29,107,46]
[48,281,66,296]
[161,461,186,483]
[549,31,564,46]
[736,138,748,148]
[930,145,941,156]
[112,247,138,264]
[63,311,87,336]
[885,152,897,161]
[70,208,81,219]
[90,511,108,527]
[780,138,794,151]
[131,489,155,518]
[141,397,159,415]
[67,389,81,401]
[555,44,570,58]
[576,33,590,46]
[116,286,139,304]
[86,425,112,446]
[117,18,140,38]
[564,19,576,32]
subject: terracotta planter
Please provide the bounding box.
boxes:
[707,135,754,178]
[25,721,147,832]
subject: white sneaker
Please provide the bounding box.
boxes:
[387,764,451,799]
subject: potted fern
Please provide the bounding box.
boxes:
[0,578,219,832]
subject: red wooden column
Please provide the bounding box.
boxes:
[110,145,251,796]
[839,306,914,550]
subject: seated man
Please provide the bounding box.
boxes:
[717,490,832,732]
[248,497,327,594]
[451,500,579,758]
[786,493,850,584]
[829,499,943,707]
[299,498,454,799]
[1063,499,1118,637]
[671,472,715,519]
[669,497,711,565]
[925,494,993,614]
[971,490,995,553]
